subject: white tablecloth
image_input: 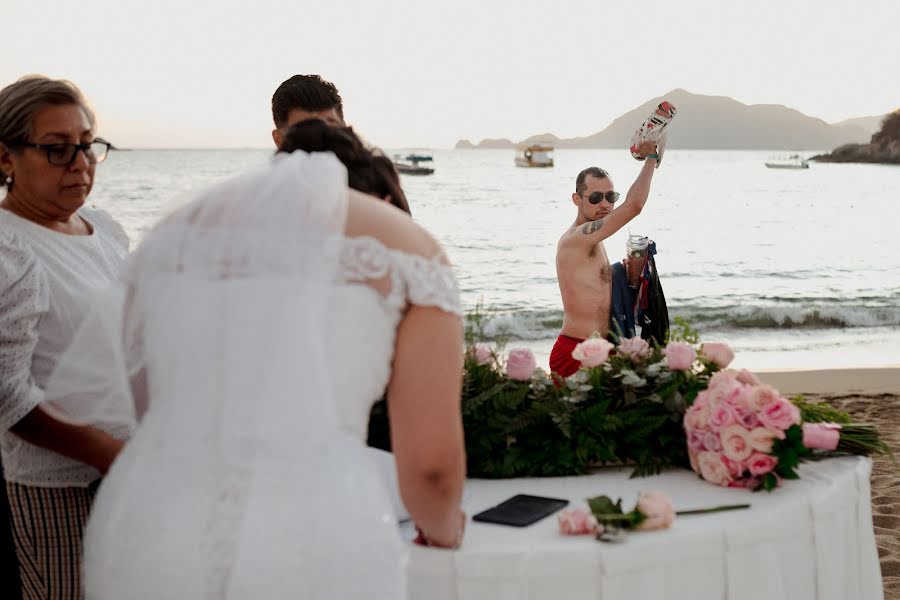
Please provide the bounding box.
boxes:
[408,456,882,600]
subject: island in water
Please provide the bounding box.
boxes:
[811,110,900,165]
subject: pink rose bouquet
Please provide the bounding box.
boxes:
[685,370,889,491]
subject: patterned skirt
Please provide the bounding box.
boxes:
[5,482,97,600]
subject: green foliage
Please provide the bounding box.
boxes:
[666,316,701,345]
[792,395,852,424]
[771,424,811,482]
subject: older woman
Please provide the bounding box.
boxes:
[0,76,129,599]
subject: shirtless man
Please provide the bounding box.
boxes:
[549,140,659,377]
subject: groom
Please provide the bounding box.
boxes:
[271,74,345,148]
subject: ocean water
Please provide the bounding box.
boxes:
[88,148,900,371]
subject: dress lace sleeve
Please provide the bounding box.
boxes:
[0,231,49,431]
[392,251,462,316]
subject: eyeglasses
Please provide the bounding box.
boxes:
[13,140,111,166]
[579,191,620,205]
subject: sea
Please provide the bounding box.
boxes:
[88,148,900,372]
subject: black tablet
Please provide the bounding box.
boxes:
[472,494,570,527]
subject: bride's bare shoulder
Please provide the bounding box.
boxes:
[344,190,448,263]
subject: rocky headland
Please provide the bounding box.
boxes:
[812,110,900,164]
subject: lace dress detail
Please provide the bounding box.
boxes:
[338,235,462,316]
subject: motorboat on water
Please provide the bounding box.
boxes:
[514,144,554,168]
[765,154,809,169]
[392,153,435,175]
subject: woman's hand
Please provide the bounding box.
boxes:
[414,509,467,549]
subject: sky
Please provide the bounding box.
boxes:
[4,0,898,149]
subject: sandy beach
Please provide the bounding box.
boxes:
[758,368,900,599]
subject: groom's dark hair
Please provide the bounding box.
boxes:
[271,74,344,128]
[279,119,411,216]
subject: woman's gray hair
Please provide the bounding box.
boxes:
[0,75,96,187]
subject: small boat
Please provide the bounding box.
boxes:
[765,154,809,169]
[515,144,554,168]
[392,154,434,175]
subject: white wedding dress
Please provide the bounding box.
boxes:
[43,151,461,599]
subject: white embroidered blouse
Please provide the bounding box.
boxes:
[0,207,129,487]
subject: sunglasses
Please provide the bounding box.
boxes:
[580,191,620,205]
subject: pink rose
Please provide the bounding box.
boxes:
[664,342,696,371]
[721,455,745,479]
[558,507,601,536]
[506,348,537,381]
[687,430,706,452]
[732,405,761,429]
[708,369,738,392]
[684,404,709,432]
[635,491,675,531]
[472,343,492,366]
[747,452,778,476]
[802,423,842,451]
[758,397,801,432]
[617,337,651,363]
[689,450,700,473]
[697,451,731,486]
[736,369,761,386]
[692,391,710,411]
[709,405,736,431]
[709,379,742,409]
[720,425,754,462]
[571,338,614,368]
[749,427,777,452]
[700,342,734,368]
[722,384,751,411]
[702,431,723,452]
[747,385,781,411]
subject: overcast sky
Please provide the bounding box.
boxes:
[4,0,898,148]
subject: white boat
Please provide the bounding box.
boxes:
[515,144,554,168]
[765,154,809,169]
[392,153,434,175]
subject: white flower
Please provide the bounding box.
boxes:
[620,370,647,387]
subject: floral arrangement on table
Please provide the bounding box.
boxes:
[684,369,889,491]
[458,317,719,478]
[365,311,890,488]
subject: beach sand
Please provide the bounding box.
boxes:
[758,369,900,599]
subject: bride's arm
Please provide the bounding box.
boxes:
[387,304,466,548]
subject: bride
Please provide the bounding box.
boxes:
[44,122,466,598]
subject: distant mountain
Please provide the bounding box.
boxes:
[455,89,876,150]
[454,137,516,149]
[832,115,885,136]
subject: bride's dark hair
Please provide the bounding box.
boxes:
[279,119,411,215]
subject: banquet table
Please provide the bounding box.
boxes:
[407,456,882,600]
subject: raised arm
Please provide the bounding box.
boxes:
[568,141,659,246]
